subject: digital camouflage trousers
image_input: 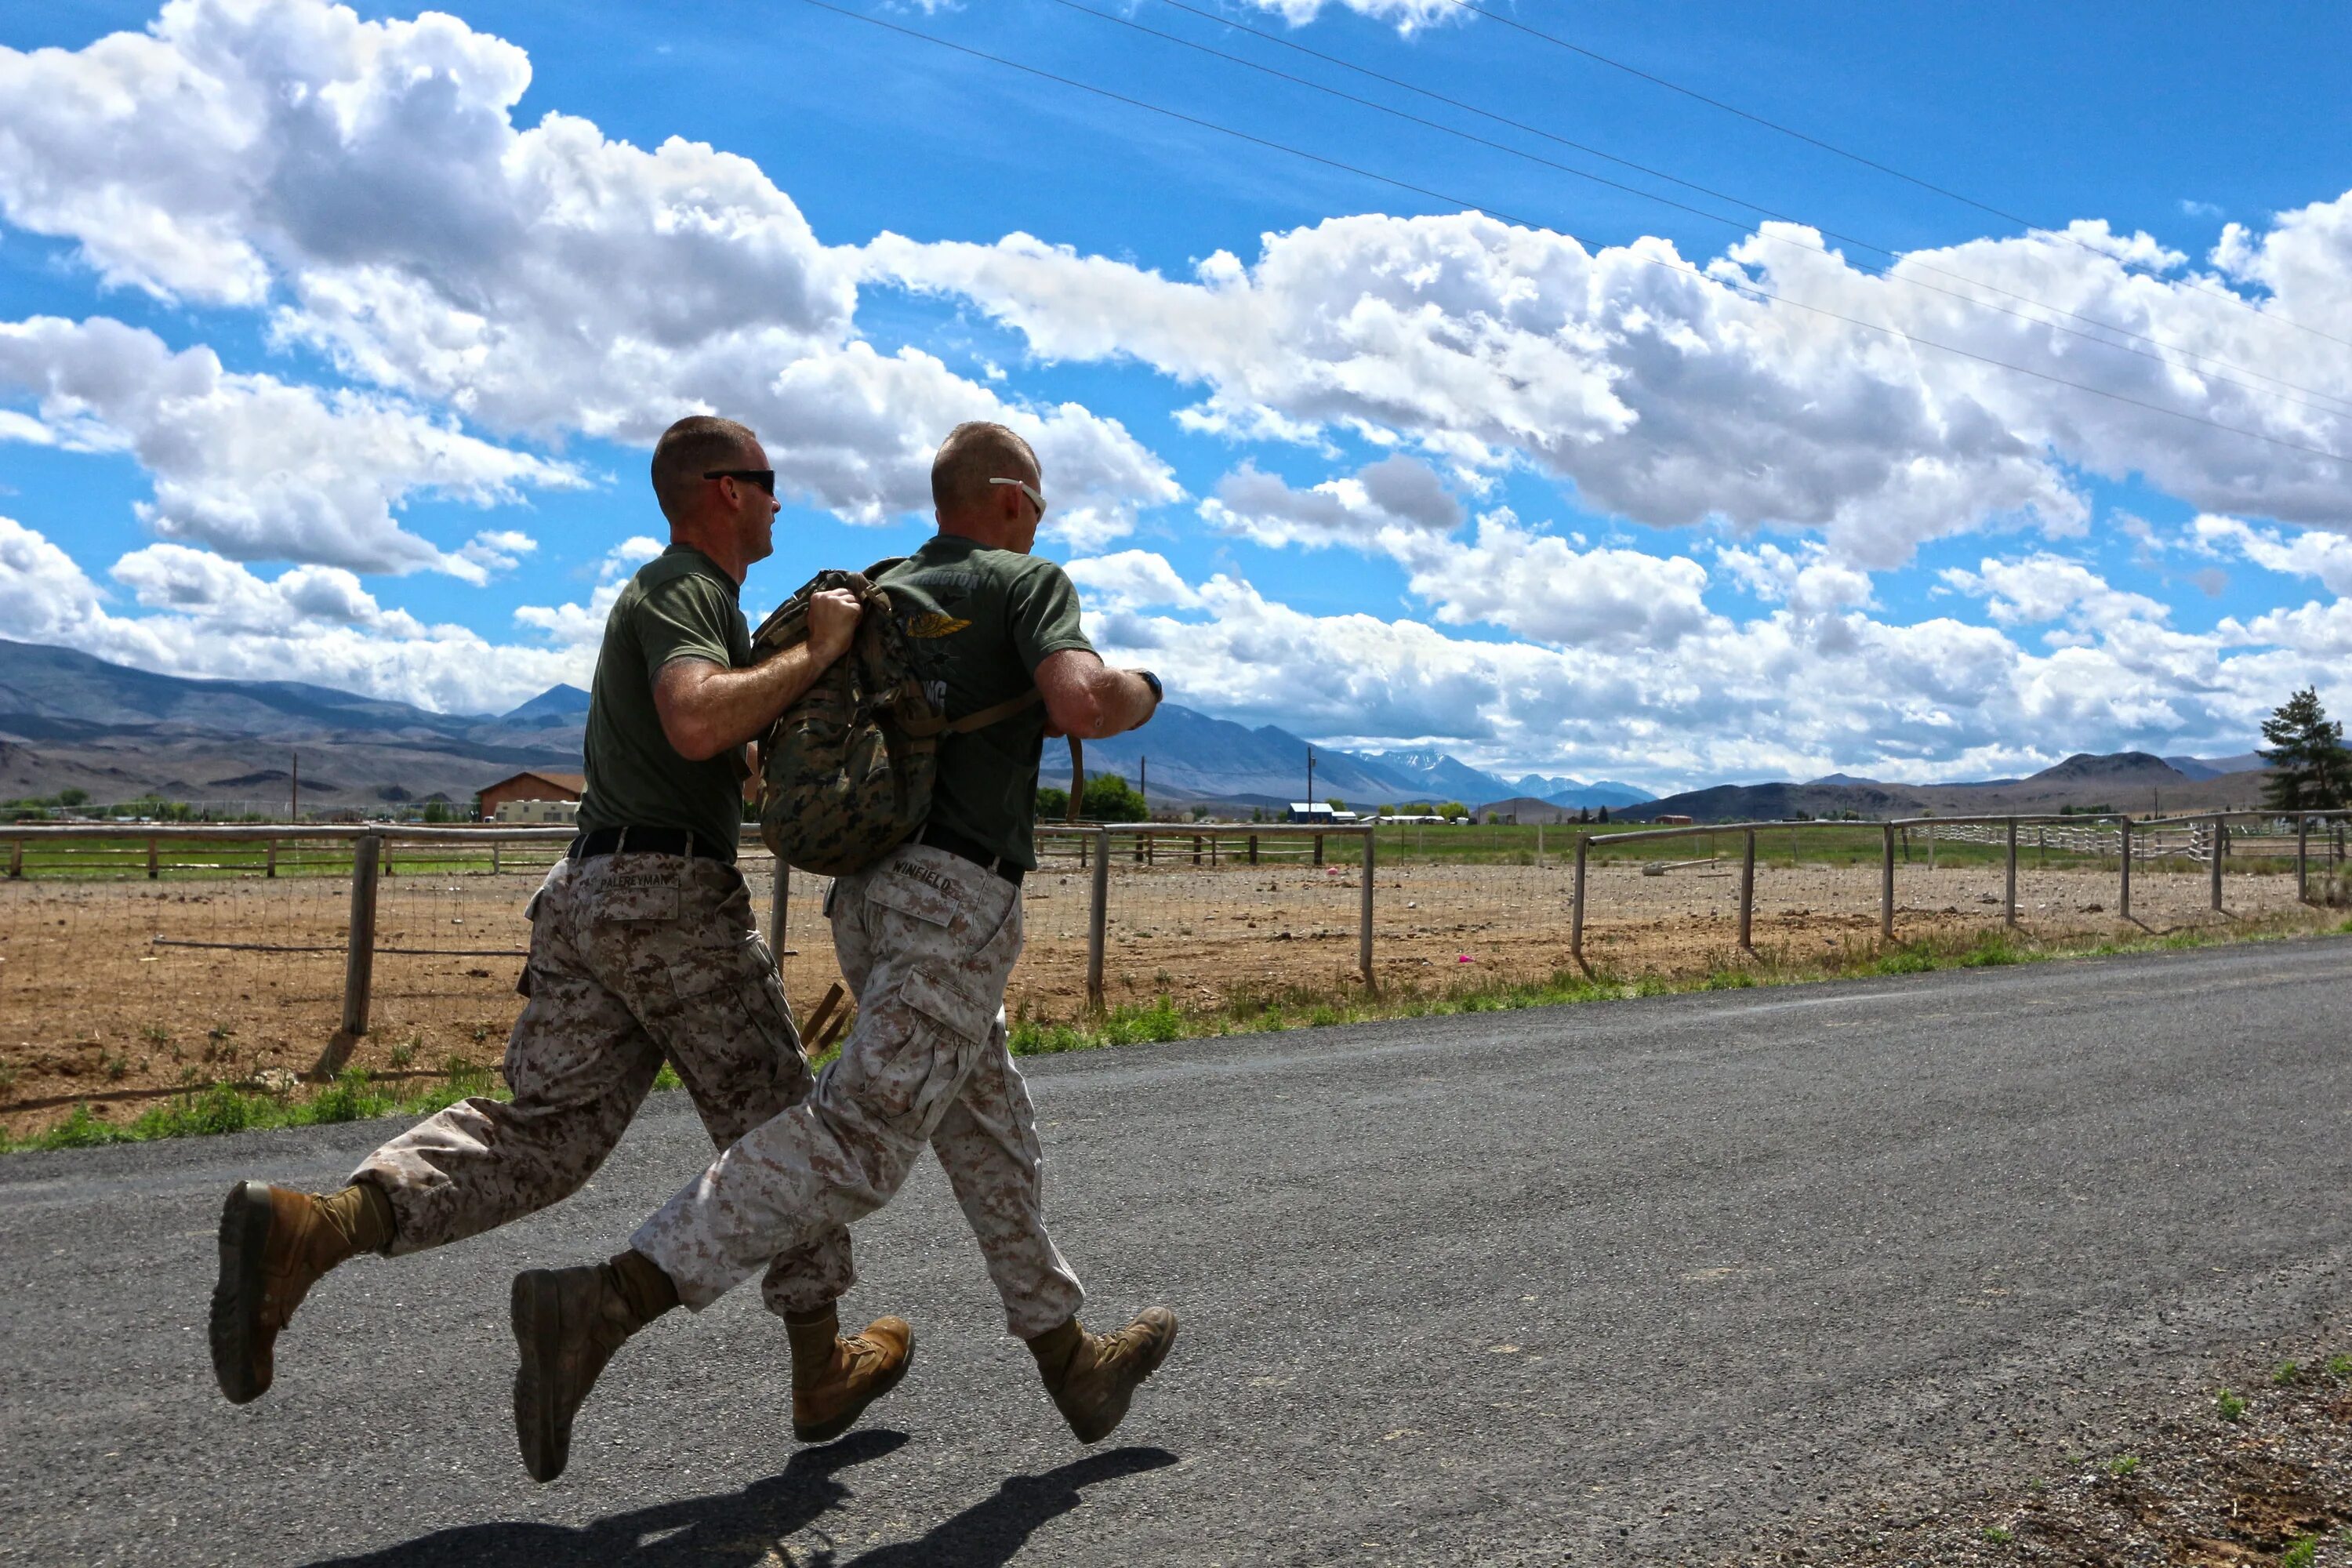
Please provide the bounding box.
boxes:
[633,842,1084,1339]
[352,848,853,1319]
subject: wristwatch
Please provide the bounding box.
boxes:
[1138,670,1164,704]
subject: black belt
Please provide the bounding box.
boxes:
[568,826,734,865]
[917,823,1025,886]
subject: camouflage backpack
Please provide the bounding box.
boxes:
[751,559,1043,876]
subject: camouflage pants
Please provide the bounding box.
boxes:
[632,842,1084,1339]
[353,849,852,1319]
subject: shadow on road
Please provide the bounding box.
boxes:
[305,1432,1177,1567]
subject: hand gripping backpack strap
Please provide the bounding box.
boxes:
[1067,735,1084,822]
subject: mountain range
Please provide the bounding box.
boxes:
[0,639,586,808]
[0,637,2270,817]
[1619,750,2271,822]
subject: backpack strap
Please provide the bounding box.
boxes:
[942,688,1044,734]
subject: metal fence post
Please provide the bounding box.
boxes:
[1879,824,1895,942]
[1570,833,1590,967]
[2210,814,2225,912]
[1359,829,1376,993]
[1927,823,1936,872]
[2298,814,2310,903]
[1086,826,1109,1012]
[2118,818,2132,921]
[2005,818,2018,929]
[770,858,789,976]
[1737,828,1755,951]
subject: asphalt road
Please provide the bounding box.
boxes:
[4,938,2349,1566]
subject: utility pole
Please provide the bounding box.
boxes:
[1306,746,1316,814]
[1139,756,1148,817]
[291,750,299,823]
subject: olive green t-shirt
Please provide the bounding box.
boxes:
[576,544,751,858]
[879,535,1094,870]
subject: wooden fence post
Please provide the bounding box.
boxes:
[2119,818,2132,921]
[1927,822,1936,872]
[2210,814,2225,912]
[147,835,159,880]
[491,841,501,875]
[1086,826,1109,1012]
[1359,829,1376,993]
[265,838,278,879]
[1571,833,1590,968]
[310,831,384,1079]
[2298,814,2310,903]
[2005,818,2018,929]
[1879,824,1895,942]
[1313,833,1325,867]
[1247,834,1259,866]
[7,838,21,880]
[1738,828,1756,952]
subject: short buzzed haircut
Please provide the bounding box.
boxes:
[651,416,760,525]
[930,421,1039,514]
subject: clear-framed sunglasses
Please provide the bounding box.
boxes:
[988,476,1047,521]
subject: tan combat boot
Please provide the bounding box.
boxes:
[209,1181,390,1404]
[786,1307,915,1443]
[510,1250,677,1483]
[1029,1307,1179,1443]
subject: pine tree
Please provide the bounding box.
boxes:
[2258,687,2352,811]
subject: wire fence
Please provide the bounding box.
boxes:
[4,811,2347,1131]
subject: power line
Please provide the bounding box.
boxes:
[1428,0,2352,354]
[796,0,2348,468]
[1142,0,2352,417]
[1044,0,2352,421]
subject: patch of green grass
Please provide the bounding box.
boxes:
[2107,1455,2141,1479]
[652,1062,683,1091]
[2326,1353,2352,1380]
[0,1066,509,1154]
[2274,1359,2302,1385]
[2216,1388,2246,1421]
[2281,1534,2319,1568]
[1981,1525,2014,1544]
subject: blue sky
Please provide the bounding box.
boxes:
[2,0,2349,790]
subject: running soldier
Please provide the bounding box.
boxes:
[212,416,913,1447]
[503,421,1177,1482]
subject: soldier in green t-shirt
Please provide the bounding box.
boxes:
[508,423,1181,1481]
[209,416,917,1456]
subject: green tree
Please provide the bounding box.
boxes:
[1076,772,1149,822]
[1326,796,1346,812]
[1438,800,1469,822]
[2259,687,2352,811]
[1595,804,1610,824]
[1034,786,1070,820]
[56,787,89,807]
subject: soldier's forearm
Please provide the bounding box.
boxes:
[655,644,841,760]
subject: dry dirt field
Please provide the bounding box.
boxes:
[0,853,2324,1137]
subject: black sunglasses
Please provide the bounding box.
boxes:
[704,468,776,495]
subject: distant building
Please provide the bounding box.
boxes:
[478,770,585,822]
[1287,801,1359,823]
[1655,813,1696,826]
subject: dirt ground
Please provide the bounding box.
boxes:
[0,855,2328,1137]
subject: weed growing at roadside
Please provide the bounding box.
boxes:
[2216,1388,2246,1421]
[2281,1534,2319,1568]
[2274,1359,2302,1385]
[1981,1525,2014,1544]
[2107,1455,2142,1479]
[2326,1354,2352,1379]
